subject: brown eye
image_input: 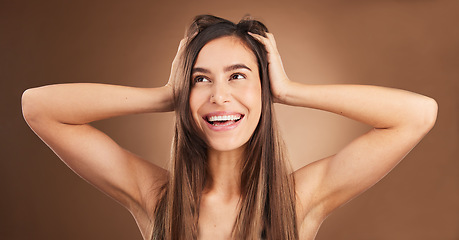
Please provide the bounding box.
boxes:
[194,76,210,83]
[230,73,246,80]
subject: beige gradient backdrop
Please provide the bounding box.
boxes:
[1,0,458,239]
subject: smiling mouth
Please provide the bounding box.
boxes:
[205,114,244,126]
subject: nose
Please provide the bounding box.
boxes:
[210,81,231,105]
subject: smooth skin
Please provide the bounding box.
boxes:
[22,33,437,240]
[190,36,263,238]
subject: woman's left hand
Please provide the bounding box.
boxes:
[249,32,291,103]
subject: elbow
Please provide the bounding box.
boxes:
[415,96,438,134]
[21,88,42,125]
[22,88,33,122]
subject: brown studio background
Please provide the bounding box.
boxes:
[1,0,458,239]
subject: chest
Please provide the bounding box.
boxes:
[197,197,239,240]
[188,197,323,240]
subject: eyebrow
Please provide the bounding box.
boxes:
[192,64,252,74]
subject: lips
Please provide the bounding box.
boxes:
[203,112,244,130]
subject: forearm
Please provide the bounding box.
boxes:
[22,83,173,125]
[279,82,437,130]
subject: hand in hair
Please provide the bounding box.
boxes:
[252,29,437,234]
[165,37,188,110]
[249,32,291,103]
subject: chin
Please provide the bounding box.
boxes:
[206,138,247,153]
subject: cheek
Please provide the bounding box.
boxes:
[239,83,262,119]
[250,83,262,108]
[189,90,203,123]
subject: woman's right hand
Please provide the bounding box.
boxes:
[165,38,188,109]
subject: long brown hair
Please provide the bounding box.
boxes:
[153,15,298,240]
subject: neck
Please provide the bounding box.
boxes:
[205,146,245,198]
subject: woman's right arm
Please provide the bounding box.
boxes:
[21,84,172,237]
[22,37,186,238]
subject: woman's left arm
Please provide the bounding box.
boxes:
[251,33,438,220]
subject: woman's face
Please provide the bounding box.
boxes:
[189,36,262,152]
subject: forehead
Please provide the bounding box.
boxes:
[194,36,258,70]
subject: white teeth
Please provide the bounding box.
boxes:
[208,115,241,122]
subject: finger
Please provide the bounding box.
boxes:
[248,32,278,54]
[265,32,277,49]
[248,32,272,49]
[176,34,193,53]
[248,32,268,44]
[249,32,276,46]
[172,38,189,67]
[177,38,187,53]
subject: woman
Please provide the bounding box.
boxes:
[22,15,437,240]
